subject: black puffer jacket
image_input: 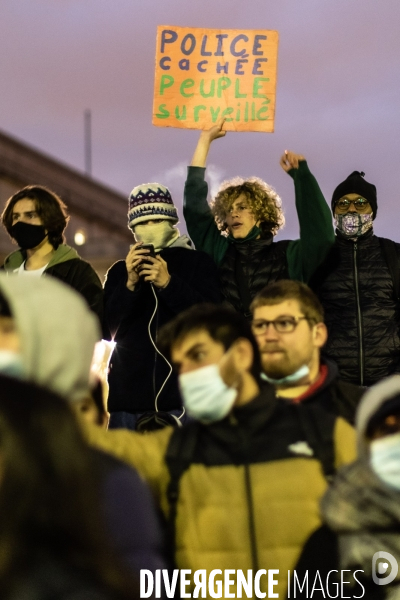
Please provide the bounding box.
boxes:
[219,235,289,319]
[311,230,400,386]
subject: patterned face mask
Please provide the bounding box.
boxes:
[334,213,373,238]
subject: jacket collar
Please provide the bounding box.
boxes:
[335,228,375,244]
[3,244,80,270]
[296,359,339,402]
[228,229,273,246]
[230,233,274,258]
[206,383,279,439]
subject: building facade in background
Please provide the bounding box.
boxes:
[0,130,131,281]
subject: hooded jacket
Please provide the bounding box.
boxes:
[85,384,356,598]
[2,244,104,324]
[0,274,100,401]
[103,235,221,413]
[321,375,400,597]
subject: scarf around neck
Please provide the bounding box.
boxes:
[227,225,262,244]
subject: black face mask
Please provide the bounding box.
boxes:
[11,222,47,250]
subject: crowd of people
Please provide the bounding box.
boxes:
[0,119,400,599]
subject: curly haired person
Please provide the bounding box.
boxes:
[184,119,334,319]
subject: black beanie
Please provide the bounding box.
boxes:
[331,171,377,219]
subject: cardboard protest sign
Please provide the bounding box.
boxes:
[152,26,279,132]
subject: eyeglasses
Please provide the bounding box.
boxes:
[251,316,312,335]
[335,198,370,213]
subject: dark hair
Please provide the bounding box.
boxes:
[158,303,262,382]
[2,186,69,249]
[251,280,324,324]
[0,376,137,599]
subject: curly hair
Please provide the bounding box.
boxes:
[211,176,285,236]
[2,185,69,249]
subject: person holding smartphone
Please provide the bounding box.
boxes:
[103,183,221,430]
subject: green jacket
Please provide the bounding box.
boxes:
[183,162,334,282]
[3,244,103,324]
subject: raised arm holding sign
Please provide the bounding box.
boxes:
[183,119,335,319]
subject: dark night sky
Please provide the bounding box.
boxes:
[1,0,399,240]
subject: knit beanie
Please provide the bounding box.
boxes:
[331,171,377,219]
[128,183,179,229]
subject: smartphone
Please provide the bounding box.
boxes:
[139,243,156,269]
[140,244,156,258]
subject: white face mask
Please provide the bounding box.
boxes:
[335,213,373,238]
[0,349,25,379]
[370,432,400,490]
[133,221,179,252]
[261,364,310,385]
[179,363,238,424]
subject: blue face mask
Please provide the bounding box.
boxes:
[0,350,25,379]
[261,364,310,386]
[370,433,400,490]
[179,363,237,424]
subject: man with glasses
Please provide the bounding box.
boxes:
[251,280,364,424]
[310,170,400,387]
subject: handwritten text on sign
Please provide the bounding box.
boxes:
[152,26,279,132]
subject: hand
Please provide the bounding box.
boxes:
[140,255,171,289]
[200,118,226,144]
[191,118,226,167]
[280,150,305,172]
[125,243,152,290]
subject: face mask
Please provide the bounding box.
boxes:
[11,222,47,250]
[261,364,310,385]
[370,432,400,490]
[0,350,25,379]
[335,213,373,238]
[179,364,237,424]
[133,221,179,253]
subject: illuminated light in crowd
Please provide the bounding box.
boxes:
[74,229,87,246]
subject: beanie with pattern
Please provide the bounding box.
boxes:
[128,183,179,229]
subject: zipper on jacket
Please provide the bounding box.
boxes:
[353,243,364,385]
[244,463,259,583]
[236,423,259,595]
